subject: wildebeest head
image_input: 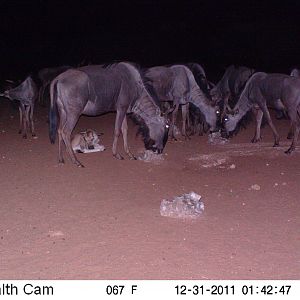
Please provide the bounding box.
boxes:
[222,108,240,137]
[145,115,169,154]
[202,103,220,133]
[133,114,169,154]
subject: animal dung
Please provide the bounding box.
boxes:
[160,191,204,219]
[208,131,229,145]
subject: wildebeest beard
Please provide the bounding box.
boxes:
[130,113,157,151]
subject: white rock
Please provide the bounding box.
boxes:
[250,184,261,191]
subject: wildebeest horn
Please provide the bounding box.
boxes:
[0,92,5,97]
[5,79,14,83]
[225,104,234,114]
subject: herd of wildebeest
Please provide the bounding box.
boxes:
[1,62,300,167]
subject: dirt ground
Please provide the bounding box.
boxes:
[0,99,299,280]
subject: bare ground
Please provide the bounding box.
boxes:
[0,100,299,280]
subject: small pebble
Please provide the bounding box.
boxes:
[250,184,261,191]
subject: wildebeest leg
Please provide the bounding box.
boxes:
[185,103,191,133]
[59,111,84,167]
[285,125,299,154]
[39,84,47,105]
[29,104,36,137]
[287,124,294,139]
[121,116,136,160]
[261,105,280,147]
[170,104,179,140]
[19,104,28,139]
[251,107,263,143]
[285,108,300,154]
[25,106,31,138]
[58,128,65,164]
[112,109,126,160]
[18,106,23,134]
[181,103,190,139]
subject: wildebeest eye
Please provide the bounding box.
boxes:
[216,109,220,115]
[224,116,229,122]
[166,124,170,129]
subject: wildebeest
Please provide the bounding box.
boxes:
[38,65,72,104]
[290,68,300,77]
[210,65,255,105]
[49,62,169,167]
[0,76,38,138]
[186,63,215,136]
[223,72,300,154]
[210,65,255,123]
[144,65,218,139]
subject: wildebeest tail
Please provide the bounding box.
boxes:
[49,80,59,144]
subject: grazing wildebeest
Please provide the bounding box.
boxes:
[210,65,255,106]
[0,76,38,138]
[49,62,169,167]
[38,65,72,104]
[186,63,216,136]
[223,72,300,154]
[144,65,218,139]
[210,65,255,123]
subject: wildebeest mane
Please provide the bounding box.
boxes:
[129,113,153,149]
[140,72,161,107]
[103,61,161,107]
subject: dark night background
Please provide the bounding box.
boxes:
[0,0,300,81]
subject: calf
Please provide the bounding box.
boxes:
[0,76,38,138]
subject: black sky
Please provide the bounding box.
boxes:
[1,0,300,80]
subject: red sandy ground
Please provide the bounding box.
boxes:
[0,100,299,280]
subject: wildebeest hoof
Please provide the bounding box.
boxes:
[127,153,137,160]
[287,133,293,140]
[18,130,22,134]
[23,135,27,139]
[114,154,124,160]
[77,163,85,168]
[273,143,280,147]
[284,148,293,154]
